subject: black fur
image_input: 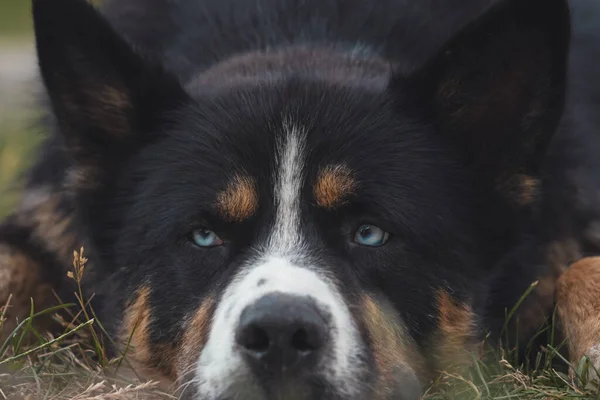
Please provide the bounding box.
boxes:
[1,0,598,398]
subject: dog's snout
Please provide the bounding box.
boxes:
[235,293,329,374]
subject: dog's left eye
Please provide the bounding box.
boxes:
[191,229,223,247]
[353,224,390,247]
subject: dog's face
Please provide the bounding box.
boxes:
[107,80,482,399]
[33,0,569,399]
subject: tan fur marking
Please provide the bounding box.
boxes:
[556,257,600,377]
[121,286,176,387]
[65,165,104,190]
[17,186,78,263]
[495,174,539,207]
[514,175,538,206]
[0,245,54,341]
[122,286,153,367]
[99,85,131,111]
[435,291,478,371]
[360,294,426,396]
[217,175,258,222]
[314,165,356,209]
[121,291,217,391]
[61,83,132,138]
[176,296,215,379]
[92,86,132,137]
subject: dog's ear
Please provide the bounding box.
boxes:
[33,0,188,172]
[399,0,570,198]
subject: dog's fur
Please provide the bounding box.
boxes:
[1,0,599,398]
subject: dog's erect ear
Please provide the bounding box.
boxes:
[400,0,570,197]
[33,0,188,168]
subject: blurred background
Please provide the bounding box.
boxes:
[0,0,43,218]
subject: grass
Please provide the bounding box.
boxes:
[0,75,40,220]
[0,109,45,219]
[0,249,174,399]
[0,0,39,219]
[0,252,599,399]
[0,6,169,397]
[0,0,33,42]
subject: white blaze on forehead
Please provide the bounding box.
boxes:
[194,120,363,399]
[268,119,306,255]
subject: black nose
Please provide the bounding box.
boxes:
[235,293,329,374]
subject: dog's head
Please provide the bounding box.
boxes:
[32,0,570,398]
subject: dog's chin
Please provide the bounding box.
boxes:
[183,369,369,400]
[184,368,422,400]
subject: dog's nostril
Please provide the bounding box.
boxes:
[240,324,270,352]
[291,327,319,352]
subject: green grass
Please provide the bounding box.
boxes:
[0,250,174,399]
[0,110,45,219]
[1,254,599,399]
[0,0,33,41]
[423,342,600,399]
[0,0,39,218]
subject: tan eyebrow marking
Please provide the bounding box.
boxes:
[217,174,259,222]
[313,164,356,210]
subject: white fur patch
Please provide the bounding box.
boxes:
[192,121,362,399]
[194,258,362,398]
[268,120,306,255]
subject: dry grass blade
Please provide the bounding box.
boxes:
[1,249,599,399]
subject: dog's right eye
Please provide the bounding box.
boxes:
[191,229,223,247]
[353,224,390,247]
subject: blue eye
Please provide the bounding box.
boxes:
[191,229,223,247]
[353,224,389,247]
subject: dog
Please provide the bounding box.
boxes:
[1,0,599,398]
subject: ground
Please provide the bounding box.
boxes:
[1,250,598,399]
